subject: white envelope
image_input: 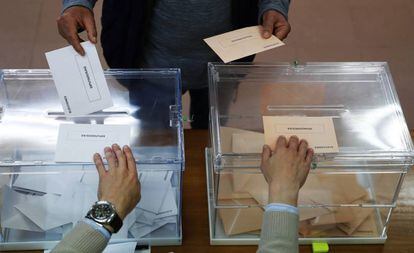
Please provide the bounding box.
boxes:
[137,171,172,214]
[129,219,169,239]
[263,116,339,153]
[102,242,137,253]
[13,167,84,195]
[14,193,74,231]
[135,186,178,224]
[45,41,113,116]
[1,186,43,232]
[55,124,131,163]
[204,26,285,63]
[71,183,98,225]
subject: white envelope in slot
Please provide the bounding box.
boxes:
[45,41,113,116]
[263,116,339,153]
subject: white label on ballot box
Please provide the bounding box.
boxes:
[263,116,339,153]
[55,124,130,163]
[45,41,113,116]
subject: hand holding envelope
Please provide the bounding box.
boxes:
[204,26,285,63]
[46,41,113,117]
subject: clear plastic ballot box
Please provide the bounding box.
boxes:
[205,62,414,245]
[0,69,184,250]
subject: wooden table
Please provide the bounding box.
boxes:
[15,130,414,253]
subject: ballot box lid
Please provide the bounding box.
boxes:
[0,69,184,168]
[208,62,414,170]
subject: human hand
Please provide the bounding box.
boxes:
[260,136,313,207]
[57,6,97,55]
[93,144,141,220]
[261,10,291,40]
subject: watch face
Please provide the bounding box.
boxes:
[91,203,113,220]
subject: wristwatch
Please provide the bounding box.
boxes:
[85,200,123,233]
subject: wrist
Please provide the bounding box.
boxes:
[99,197,126,220]
[268,183,299,207]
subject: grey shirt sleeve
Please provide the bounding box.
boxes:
[258,0,291,22]
[257,211,299,253]
[62,0,97,12]
[51,221,109,253]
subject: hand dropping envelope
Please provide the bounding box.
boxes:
[204,26,285,63]
[263,116,339,153]
[45,41,113,116]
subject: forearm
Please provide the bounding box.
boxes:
[258,0,291,22]
[257,206,299,253]
[62,0,97,12]
[51,221,109,253]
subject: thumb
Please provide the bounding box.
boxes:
[83,12,97,43]
[261,14,276,39]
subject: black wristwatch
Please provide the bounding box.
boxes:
[85,200,123,233]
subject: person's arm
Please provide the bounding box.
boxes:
[258,0,291,40]
[57,0,98,55]
[51,220,109,253]
[257,136,313,253]
[52,144,141,253]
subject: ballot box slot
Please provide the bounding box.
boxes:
[265,105,348,116]
[45,110,130,118]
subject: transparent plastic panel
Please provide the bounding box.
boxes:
[0,165,182,248]
[205,148,392,244]
[214,169,406,207]
[212,205,390,242]
[208,63,414,169]
[0,69,183,166]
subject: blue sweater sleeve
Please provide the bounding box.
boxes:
[258,0,291,22]
[62,0,97,12]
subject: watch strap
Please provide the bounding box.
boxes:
[85,201,123,233]
[110,213,123,233]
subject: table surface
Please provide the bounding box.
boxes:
[15,129,414,253]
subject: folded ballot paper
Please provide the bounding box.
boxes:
[0,169,178,241]
[45,41,113,116]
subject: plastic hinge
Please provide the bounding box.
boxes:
[169,105,180,127]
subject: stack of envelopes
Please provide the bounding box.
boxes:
[217,127,377,237]
[0,168,177,241]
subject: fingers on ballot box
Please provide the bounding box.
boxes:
[0,69,184,250]
[205,62,414,245]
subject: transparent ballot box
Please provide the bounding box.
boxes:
[205,62,414,245]
[0,69,184,250]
